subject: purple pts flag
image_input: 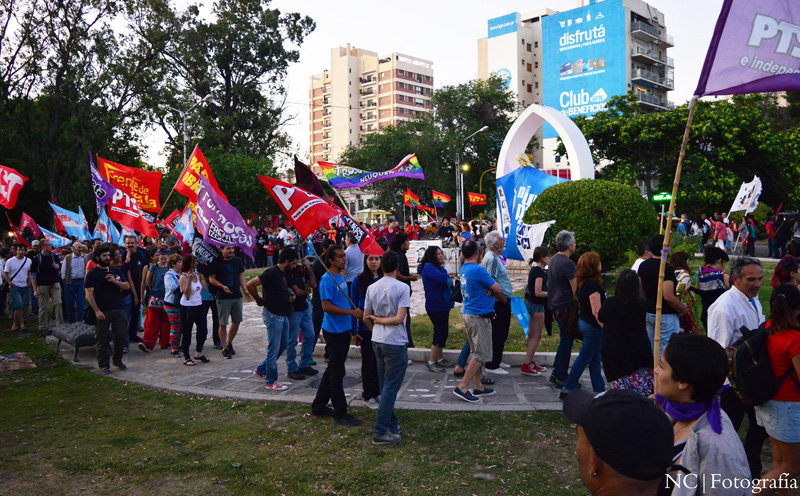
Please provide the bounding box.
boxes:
[90,153,117,215]
[696,0,800,96]
[195,175,256,260]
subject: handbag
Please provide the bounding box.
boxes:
[83,305,96,325]
[148,296,165,310]
[451,278,463,303]
[567,298,583,341]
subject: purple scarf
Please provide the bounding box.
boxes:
[655,386,730,435]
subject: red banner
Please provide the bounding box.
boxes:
[98,157,162,213]
[5,213,31,249]
[257,176,338,240]
[418,204,436,216]
[0,164,28,210]
[175,146,227,203]
[19,212,42,238]
[163,209,180,230]
[468,192,487,206]
[106,189,159,238]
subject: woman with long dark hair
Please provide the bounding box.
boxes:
[597,269,653,396]
[420,246,454,372]
[179,255,209,366]
[350,254,383,408]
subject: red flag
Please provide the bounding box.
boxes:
[418,204,436,216]
[257,176,338,240]
[106,188,159,238]
[5,212,31,249]
[0,164,28,210]
[330,204,384,256]
[98,157,163,213]
[163,209,181,230]
[468,192,487,206]
[404,188,420,208]
[174,146,227,203]
[19,212,42,239]
[51,195,66,234]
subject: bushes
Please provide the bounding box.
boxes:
[524,179,659,268]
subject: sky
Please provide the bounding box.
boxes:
[149,0,725,168]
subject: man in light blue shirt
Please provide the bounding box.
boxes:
[344,232,363,291]
[481,231,513,375]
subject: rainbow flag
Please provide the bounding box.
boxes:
[404,188,419,208]
[432,190,451,208]
[318,153,424,189]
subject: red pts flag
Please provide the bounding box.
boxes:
[105,188,159,238]
[98,157,163,213]
[19,212,42,238]
[468,192,487,206]
[257,176,338,240]
[330,204,384,256]
[0,164,28,209]
[175,146,227,203]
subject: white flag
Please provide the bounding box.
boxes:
[515,220,556,263]
[729,176,761,214]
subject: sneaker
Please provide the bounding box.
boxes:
[122,347,129,354]
[499,362,511,369]
[213,343,224,350]
[253,369,266,379]
[484,367,509,376]
[408,359,413,365]
[532,362,547,373]
[472,387,496,397]
[129,335,142,343]
[436,359,454,368]
[170,349,181,357]
[100,366,110,375]
[549,375,565,389]
[425,361,445,373]
[373,432,401,445]
[265,382,288,391]
[299,367,319,376]
[559,390,569,401]
[390,424,403,435]
[138,342,151,353]
[288,371,306,380]
[480,376,495,386]
[311,406,336,417]
[363,397,379,410]
[113,361,127,370]
[308,358,317,366]
[222,348,232,359]
[453,387,481,403]
[334,414,363,427]
[453,368,465,378]
[520,363,542,377]
[228,343,235,356]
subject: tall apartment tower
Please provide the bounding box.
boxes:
[478,0,674,174]
[309,44,434,167]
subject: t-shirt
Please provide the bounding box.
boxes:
[392,248,412,293]
[319,272,352,334]
[482,251,512,298]
[715,221,727,241]
[287,265,310,312]
[3,256,31,288]
[259,266,291,316]
[526,265,547,306]
[577,281,607,328]
[31,252,60,286]
[85,266,125,312]
[638,258,679,314]
[437,224,454,239]
[179,272,203,307]
[148,264,168,299]
[597,297,653,383]
[631,258,646,273]
[124,249,147,294]
[165,234,181,254]
[365,276,411,346]
[344,244,363,283]
[460,262,497,315]
[766,327,800,402]
[214,256,244,300]
[547,253,576,310]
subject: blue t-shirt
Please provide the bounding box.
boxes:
[460,262,497,315]
[319,272,353,334]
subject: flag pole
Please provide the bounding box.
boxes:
[653,96,698,392]
[432,192,439,224]
[306,241,358,309]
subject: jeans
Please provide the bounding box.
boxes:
[564,320,605,393]
[311,330,351,417]
[288,306,314,371]
[767,238,779,258]
[457,341,470,368]
[372,342,408,437]
[256,309,289,384]
[64,280,85,323]
[646,313,680,360]
[552,306,576,382]
[128,300,141,339]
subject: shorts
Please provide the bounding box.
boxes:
[10,286,26,310]
[525,301,545,314]
[463,313,493,364]
[217,298,243,326]
[755,400,800,443]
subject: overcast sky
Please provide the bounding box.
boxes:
[150,0,725,168]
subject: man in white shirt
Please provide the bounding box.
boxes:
[706,257,767,479]
[61,241,88,323]
[364,251,410,445]
[3,243,33,331]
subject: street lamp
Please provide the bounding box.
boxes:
[158,94,214,166]
[455,125,488,219]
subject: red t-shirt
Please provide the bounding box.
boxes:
[766,327,800,401]
[405,225,418,240]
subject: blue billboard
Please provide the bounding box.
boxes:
[542,0,627,138]
[488,13,518,39]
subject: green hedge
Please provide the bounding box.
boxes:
[524,179,659,268]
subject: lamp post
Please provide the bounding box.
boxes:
[159,94,214,166]
[454,125,488,219]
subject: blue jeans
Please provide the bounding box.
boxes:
[288,306,314,371]
[256,308,289,384]
[457,341,470,368]
[552,307,576,381]
[646,313,680,360]
[64,280,85,323]
[372,342,408,437]
[768,239,779,259]
[121,294,132,349]
[564,320,605,393]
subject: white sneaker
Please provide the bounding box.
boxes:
[484,367,509,376]
[499,362,511,369]
[408,359,413,365]
[363,397,379,410]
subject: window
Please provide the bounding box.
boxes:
[399,95,404,101]
[521,59,525,66]
[521,39,525,45]
[535,62,539,68]
[535,41,539,48]
[398,108,405,114]
[398,69,405,76]
[527,43,532,52]
[349,81,351,85]
[425,76,431,82]
[349,68,351,73]
[408,71,414,78]
[527,63,532,72]
[399,82,405,89]
[380,72,385,77]
[527,84,532,93]
[535,82,539,88]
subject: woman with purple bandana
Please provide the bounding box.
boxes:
[653,333,750,495]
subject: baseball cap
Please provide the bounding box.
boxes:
[563,389,673,481]
[32,240,39,246]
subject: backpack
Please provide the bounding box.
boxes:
[726,324,797,406]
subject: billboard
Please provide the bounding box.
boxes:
[488,13,518,39]
[542,0,627,138]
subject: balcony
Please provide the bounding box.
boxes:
[631,46,673,67]
[359,88,375,97]
[632,68,674,90]
[361,113,377,123]
[631,21,674,47]
[637,93,675,110]
[323,98,331,106]
[360,76,377,86]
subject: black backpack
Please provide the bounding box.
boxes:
[726,325,799,406]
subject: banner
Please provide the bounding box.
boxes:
[404,188,420,208]
[49,203,86,240]
[93,209,110,242]
[78,207,92,241]
[515,220,557,264]
[318,153,424,189]
[90,155,117,215]
[39,226,71,249]
[432,190,451,208]
[729,175,762,213]
[105,187,158,238]
[195,175,256,259]
[19,212,42,239]
[407,239,441,268]
[192,238,221,277]
[0,164,28,210]
[496,165,562,260]
[330,204,384,256]
[98,157,162,213]
[257,175,339,239]
[173,206,194,244]
[468,192,487,206]
[5,213,31,249]
[418,204,436,216]
[695,0,800,97]
[174,146,227,203]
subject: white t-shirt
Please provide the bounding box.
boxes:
[631,257,646,273]
[365,276,411,346]
[3,256,31,288]
[179,272,203,307]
